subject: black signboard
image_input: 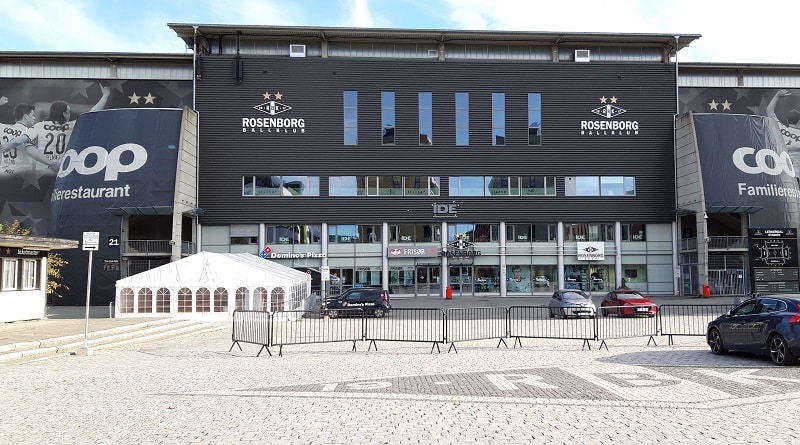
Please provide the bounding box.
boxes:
[754,281,800,293]
[753,268,800,281]
[749,228,800,293]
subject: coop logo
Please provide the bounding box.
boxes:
[242,91,306,134]
[732,147,795,177]
[57,143,148,181]
[580,96,639,136]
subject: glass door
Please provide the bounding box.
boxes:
[449,266,473,297]
[416,266,440,297]
[389,266,415,296]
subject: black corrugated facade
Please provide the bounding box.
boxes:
[195,56,677,225]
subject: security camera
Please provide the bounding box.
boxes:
[169,240,176,246]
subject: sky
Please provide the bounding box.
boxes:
[0,0,795,65]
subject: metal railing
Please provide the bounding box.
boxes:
[658,304,734,344]
[681,236,747,251]
[124,240,171,255]
[230,303,737,356]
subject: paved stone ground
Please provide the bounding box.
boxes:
[1,320,798,445]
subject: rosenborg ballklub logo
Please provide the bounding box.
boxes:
[242,90,306,134]
[580,95,639,136]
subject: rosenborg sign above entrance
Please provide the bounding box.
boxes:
[577,242,605,260]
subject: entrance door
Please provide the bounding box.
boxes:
[449,266,473,297]
[389,267,415,296]
[416,266,440,297]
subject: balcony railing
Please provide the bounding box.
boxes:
[681,236,747,251]
[124,240,171,255]
[708,236,747,250]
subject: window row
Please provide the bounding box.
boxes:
[345,91,542,146]
[242,175,320,196]
[566,176,636,196]
[117,286,293,314]
[241,175,594,197]
[231,223,648,245]
[448,176,556,196]
[1,258,39,291]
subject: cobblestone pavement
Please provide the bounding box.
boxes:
[2,319,798,445]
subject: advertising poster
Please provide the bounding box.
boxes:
[0,79,192,304]
[0,78,192,235]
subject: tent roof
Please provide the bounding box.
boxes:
[116,251,311,288]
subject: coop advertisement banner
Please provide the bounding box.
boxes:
[692,113,800,227]
[44,108,184,304]
[0,78,192,235]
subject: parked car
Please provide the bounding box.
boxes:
[707,295,800,366]
[600,288,657,317]
[322,287,391,318]
[548,289,596,319]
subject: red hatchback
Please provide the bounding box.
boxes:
[600,288,657,317]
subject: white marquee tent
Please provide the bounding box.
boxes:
[115,251,313,320]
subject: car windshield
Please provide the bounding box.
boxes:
[563,292,588,301]
[617,292,645,300]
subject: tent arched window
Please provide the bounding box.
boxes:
[120,288,134,313]
[138,288,153,314]
[178,287,192,312]
[156,287,170,313]
[235,287,249,310]
[255,287,269,311]
[197,287,211,312]
[270,287,285,312]
[214,287,228,312]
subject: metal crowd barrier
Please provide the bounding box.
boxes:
[508,306,595,350]
[364,308,446,353]
[229,310,272,356]
[658,304,735,345]
[230,303,741,356]
[271,309,364,356]
[595,305,658,349]
[446,307,509,353]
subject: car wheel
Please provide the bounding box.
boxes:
[600,308,607,317]
[769,334,796,366]
[373,308,386,318]
[707,328,728,355]
[549,310,555,319]
[327,309,339,319]
[561,310,569,319]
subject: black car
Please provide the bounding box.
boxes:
[707,295,800,365]
[322,288,391,318]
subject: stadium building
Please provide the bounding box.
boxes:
[1,25,800,317]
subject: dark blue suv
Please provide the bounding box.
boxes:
[322,288,391,318]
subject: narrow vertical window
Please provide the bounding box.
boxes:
[492,93,505,146]
[419,92,432,145]
[455,92,469,145]
[381,91,395,145]
[344,91,358,145]
[528,93,541,146]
